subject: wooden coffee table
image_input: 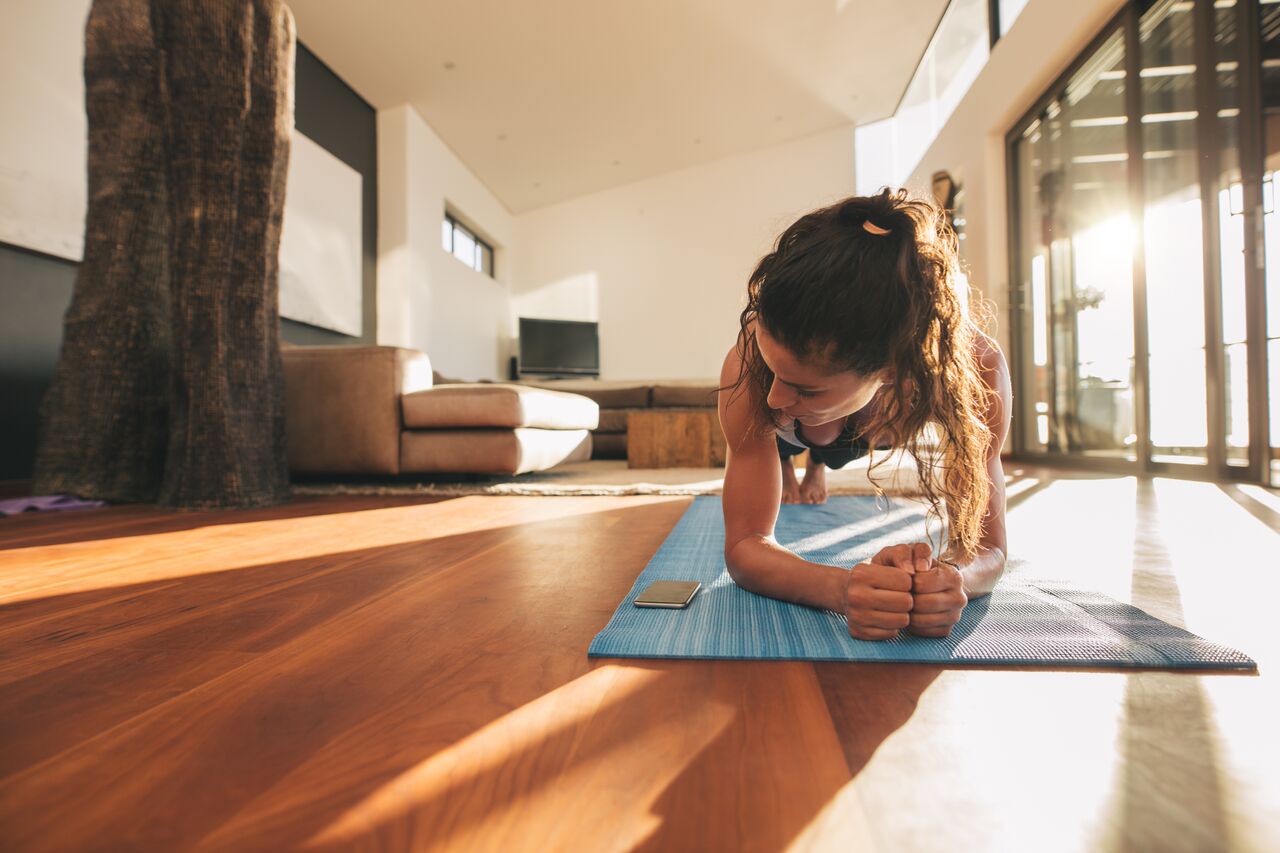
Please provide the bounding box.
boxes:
[627,408,727,468]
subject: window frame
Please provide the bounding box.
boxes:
[442,211,496,278]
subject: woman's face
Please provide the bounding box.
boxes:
[754,323,886,426]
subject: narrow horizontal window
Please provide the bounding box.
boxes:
[443,211,496,278]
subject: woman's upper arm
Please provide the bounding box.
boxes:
[975,332,1012,555]
[718,343,782,561]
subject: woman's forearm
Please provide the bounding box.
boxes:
[949,544,1007,599]
[725,534,849,612]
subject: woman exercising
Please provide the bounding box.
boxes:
[717,189,1011,641]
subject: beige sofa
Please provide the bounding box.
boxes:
[283,346,599,476]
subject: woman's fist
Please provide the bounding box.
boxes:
[844,542,968,640]
[907,561,967,637]
[843,560,914,641]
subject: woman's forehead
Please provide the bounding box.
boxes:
[755,323,843,384]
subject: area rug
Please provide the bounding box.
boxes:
[587,496,1256,670]
[292,455,925,498]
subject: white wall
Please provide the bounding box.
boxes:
[511,127,856,381]
[903,0,1127,359]
[377,104,514,380]
[0,0,91,260]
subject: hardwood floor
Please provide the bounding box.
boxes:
[0,470,1277,851]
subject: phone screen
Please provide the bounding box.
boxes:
[633,580,701,608]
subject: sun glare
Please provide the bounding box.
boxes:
[302,664,733,850]
[0,496,685,607]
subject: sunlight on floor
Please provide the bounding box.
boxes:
[303,664,733,850]
[1004,476,1139,601]
[1237,483,1280,516]
[1146,478,1278,654]
[0,495,686,606]
[785,499,930,556]
[793,671,1130,851]
[1004,475,1044,500]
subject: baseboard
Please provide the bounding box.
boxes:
[0,479,33,498]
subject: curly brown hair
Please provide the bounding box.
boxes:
[726,188,994,558]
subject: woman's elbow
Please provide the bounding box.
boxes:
[723,547,748,587]
[723,534,764,589]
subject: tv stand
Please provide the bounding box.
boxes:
[519,371,600,381]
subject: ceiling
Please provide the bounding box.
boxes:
[287,0,949,213]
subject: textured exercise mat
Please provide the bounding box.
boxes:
[588,496,1255,670]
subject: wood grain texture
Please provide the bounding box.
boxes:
[0,469,1277,851]
[627,409,724,469]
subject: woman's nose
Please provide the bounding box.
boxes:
[767,380,793,409]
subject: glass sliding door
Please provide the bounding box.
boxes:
[1262,0,1280,484]
[1140,0,1209,466]
[1212,0,1251,469]
[1012,30,1135,460]
[1014,118,1053,452]
[1009,0,1275,485]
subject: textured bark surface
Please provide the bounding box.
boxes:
[33,0,294,510]
[154,0,294,509]
[32,0,171,503]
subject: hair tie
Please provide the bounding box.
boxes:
[862,220,891,236]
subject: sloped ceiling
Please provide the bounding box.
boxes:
[288,0,948,212]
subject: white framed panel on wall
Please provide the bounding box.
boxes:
[0,0,92,261]
[278,130,363,336]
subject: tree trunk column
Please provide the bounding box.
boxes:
[154,0,293,509]
[32,0,171,503]
[35,0,294,510]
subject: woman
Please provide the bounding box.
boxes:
[718,189,1011,641]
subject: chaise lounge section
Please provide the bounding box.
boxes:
[283,346,598,476]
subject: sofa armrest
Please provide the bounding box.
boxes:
[283,345,433,474]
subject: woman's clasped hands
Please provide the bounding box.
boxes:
[842,542,968,641]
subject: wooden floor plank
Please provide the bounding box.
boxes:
[0,645,258,775]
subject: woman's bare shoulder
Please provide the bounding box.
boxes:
[971,328,1010,388]
[718,322,757,387]
[719,339,744,387]
[718,330,771,448]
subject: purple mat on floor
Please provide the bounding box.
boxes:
[0,495,107,517]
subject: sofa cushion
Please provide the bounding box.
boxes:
[595,409,632,433]
[284,345,433,475]
[521,379,651,409]
[402,384,599,430]
[650,379,720,408]
[400,428,592,475]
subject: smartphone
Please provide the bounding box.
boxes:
[633,580,701,609]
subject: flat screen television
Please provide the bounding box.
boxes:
[518,317,600,377]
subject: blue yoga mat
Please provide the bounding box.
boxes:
[588,496,1255,670]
